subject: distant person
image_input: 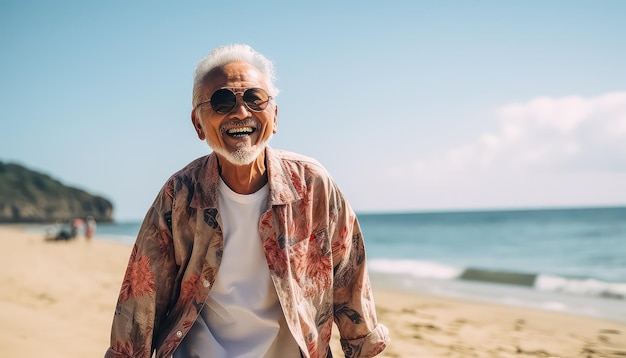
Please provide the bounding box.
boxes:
[85,216,96,240]
[55,220,74,241]
[105,44,389,357]
[72,217,84,238]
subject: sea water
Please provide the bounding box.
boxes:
[93,206,626,322]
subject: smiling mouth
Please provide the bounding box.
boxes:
[225,127,256,138]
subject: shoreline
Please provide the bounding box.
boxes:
[368,270,626,325]
[1,224,625,357]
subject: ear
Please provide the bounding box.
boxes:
[272,105,278,134]
[191,109,206,140]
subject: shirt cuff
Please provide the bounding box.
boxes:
[340,324,390,357]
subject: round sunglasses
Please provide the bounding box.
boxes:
[195,87,272,114]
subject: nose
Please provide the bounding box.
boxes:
[229,97,251,119]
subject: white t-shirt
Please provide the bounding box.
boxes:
[174,178,301,358]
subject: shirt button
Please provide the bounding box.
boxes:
[176,330,183,338]
[203,280,211,288]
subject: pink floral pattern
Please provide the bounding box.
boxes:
[106,148,389,358]
[118,245,156,303]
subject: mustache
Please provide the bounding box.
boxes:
[219,118,258,133]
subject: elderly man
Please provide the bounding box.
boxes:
[106,44,389,358]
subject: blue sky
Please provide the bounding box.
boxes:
[2,1,625,221]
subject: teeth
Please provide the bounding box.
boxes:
[227,127,254,134]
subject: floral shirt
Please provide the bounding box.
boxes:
[105,147,390,358]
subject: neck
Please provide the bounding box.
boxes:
[218,152,268,195]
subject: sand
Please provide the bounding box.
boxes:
[1,224,624,358]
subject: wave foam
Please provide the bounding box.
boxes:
[368,258,626,301]
[368,259,462,280]
[535,274,626,300]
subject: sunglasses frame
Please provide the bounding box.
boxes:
[195,87,273,115]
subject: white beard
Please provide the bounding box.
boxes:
[205,134,272,166]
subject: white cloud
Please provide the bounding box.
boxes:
[406,91,626,177]
[380,91,626,210]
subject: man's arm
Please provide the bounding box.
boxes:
[330,183,390,358]
[105,185,177,358]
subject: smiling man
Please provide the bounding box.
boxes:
[105,44,389,358]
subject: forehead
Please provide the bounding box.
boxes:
[201,61,268,93]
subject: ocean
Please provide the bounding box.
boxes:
[93,206,626,322]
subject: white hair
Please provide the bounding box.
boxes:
[192,44,279,107]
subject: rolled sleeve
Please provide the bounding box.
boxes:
[340,323,390,357]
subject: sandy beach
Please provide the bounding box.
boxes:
[1,224,624,358]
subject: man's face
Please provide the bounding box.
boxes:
[192,61,277,166]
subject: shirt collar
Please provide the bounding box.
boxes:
[189,146,301,209]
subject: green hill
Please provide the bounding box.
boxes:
[0,161,113,223]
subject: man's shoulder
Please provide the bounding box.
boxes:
[170,155,212,178]
[270,148,322,167]
[269,148,328,176]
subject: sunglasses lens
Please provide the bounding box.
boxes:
[208,88,271,114]
[243,88,270,111]
[210,89,237,114]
